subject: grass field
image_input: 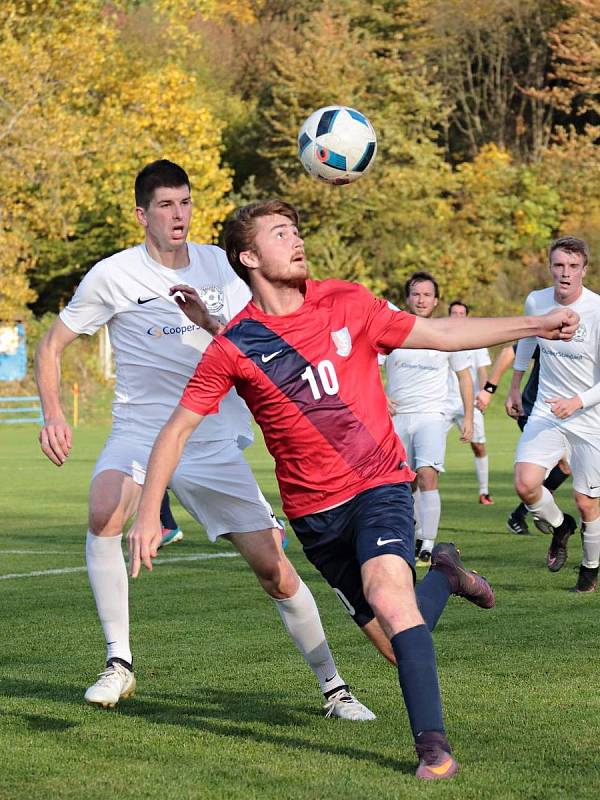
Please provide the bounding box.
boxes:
[1,402,599,800]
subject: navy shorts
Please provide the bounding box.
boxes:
[289,483,415,628]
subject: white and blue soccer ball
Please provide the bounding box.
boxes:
[298,105,377,185]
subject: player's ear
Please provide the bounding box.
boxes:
[239,249,258,270]
[135,206,148,228]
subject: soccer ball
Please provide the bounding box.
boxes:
[298,105,377,185]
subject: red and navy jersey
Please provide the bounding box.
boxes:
[181,279,416,518]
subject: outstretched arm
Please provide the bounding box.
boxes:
[401,309,579,352]
[35,319,79,465]
[128,405,204,578]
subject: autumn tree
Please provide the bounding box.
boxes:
[0,0,232,316]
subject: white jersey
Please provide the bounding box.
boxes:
[386,347,471,414]
[514,286,600,436]
[446,347,491,409]
[60,242,253,444]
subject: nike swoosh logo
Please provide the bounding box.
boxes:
[261,350,282,363]
[376,536,402,547]
[137,296,160,305]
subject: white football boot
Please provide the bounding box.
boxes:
[323,688,376,721]
[84,661,136,708]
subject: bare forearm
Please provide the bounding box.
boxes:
[458,371,474,416]
[510,370,525,392]
[488,346,515,386]
[405,316,548,351]
[35,340,66,421]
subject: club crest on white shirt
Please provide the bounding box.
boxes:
[574,323,587,342]
[331,327,352,357]
[198,286,224,314]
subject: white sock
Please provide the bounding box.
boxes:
[413,488,422,538]
[86,532,132,666]
[525,486,563,528]
[274,579,343,695]
[417,489,441,544]
[581,516,600,568]
[474,455,489,495]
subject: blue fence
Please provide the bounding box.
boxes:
[0,396,44,425]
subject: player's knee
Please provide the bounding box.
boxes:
[575,494,598,519]
[256,556,297,599]
[514,474,536,502]
[88,504,127,536]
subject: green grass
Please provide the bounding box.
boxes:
[0,406,598,800]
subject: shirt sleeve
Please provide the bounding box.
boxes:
[579,383,600,409]
[514,294,538,372]
[180,338,236,416]
[364,293,416,353]
[449,350,471,372]
[59,263,115,335]
[474,348,491,368]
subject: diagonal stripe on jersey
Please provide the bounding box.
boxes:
[224,319,393,479]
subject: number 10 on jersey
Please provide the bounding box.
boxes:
[301,360,339,400]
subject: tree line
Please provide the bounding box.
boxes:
[1,0,599,322]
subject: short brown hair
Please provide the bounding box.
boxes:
[404,271,439,300]
[549,236,589,266]
[224,199,300,286]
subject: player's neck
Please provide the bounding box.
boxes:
[144,238,190,269]
[251,282,306,316]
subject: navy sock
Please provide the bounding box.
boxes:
[544,465,569,494]
[160,491,178,530]
[415,570,451,632]
[512,502,528,519]
[391,624,445,737]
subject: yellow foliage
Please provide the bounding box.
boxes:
[0,0,232,317]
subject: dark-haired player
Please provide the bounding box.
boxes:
[35,163,373,720]
[128,199,578,779]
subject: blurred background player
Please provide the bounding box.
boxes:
[506,236,600,589]
[444,300,493,504]
[385,273,473,564]
[476,344,570,534]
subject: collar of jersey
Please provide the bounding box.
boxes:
[247,278,313,321]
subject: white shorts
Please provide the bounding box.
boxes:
[515,415,600,498]
[444,405,486,444]
[392,412,446,472]
[92,433,277,541]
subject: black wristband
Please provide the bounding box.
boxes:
[483,381,497,394]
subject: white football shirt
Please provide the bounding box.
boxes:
[60,243,252,443]
[386,346,471,413]
[514,286,600,435]
[446,347,491,408]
